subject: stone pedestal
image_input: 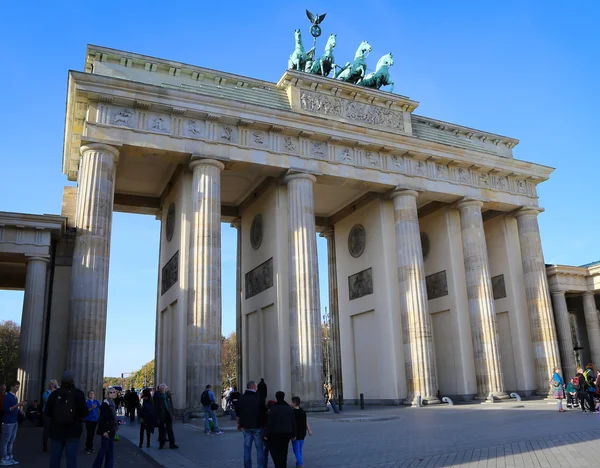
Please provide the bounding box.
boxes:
[231,219,243,390]
[67,143,119,396]
[582,292,600,366]
[392,189,439,405]
[515,208,561,395]
[187,158,224,409]
[457,200,507,400]
[17,256,49,402]
[320,227,343,404]
[551,291,576,380]
[284,173,326,410]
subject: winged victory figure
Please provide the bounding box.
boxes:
[306,9,327,26]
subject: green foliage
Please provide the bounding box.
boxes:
[222,332,237,390]
[0,321,20,385]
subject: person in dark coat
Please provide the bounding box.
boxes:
[138,389,156,448]
[236,381,267,468]
[153,384,178,449]
[92,387,117,468]
[125,387,139,423]
[257,378,267,404]
[264,391,296,468]
[45,371,87,468]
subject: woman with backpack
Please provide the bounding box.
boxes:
[551,367,566,412]
[138,389,156,448]
[93,387,118,468]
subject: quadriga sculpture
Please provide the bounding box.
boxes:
[336,40,372,83]
[308,33,336,77]
[360,53,394,92]
[288,29,315,72]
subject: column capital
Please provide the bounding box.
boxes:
[390,188,419,200]
[230,218,241,229]
[583,291,596,298]
[189,157,225,171]
[514,206,544,218]
[319,227,334,239]
[283,172,316,184]
[25,256,50,264]
[80,143,120,160]
[456,198,483,210]
[550,290,566,298]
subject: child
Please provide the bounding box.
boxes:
[291,397,312,468]
[566,377,579,409]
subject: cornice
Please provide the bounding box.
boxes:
[0,212,67,237]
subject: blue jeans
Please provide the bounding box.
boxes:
[1,423,17,460]
[243,429,264,468]
[50,438,79,468]
[292,439,305,467]
[92,435,114,468]
[203,406,221,432]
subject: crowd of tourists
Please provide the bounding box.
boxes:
[0,372,313,468]
[551,363,600,413]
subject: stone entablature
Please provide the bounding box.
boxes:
[0,212,66,257]
[547,264,600,293]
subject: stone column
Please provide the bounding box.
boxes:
[551,291,576,380]
[582,292,600,366]
[391,189,439,405]
[67,143,119,396]
[320,227,343,403]
[187,158,224,409]
[515,208,561,394]
[457,200,506,399]
[17,256,49,402]
[284,173,326,410]
[231,219,243,390]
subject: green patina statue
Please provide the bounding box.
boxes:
[360,53,394,92]
[288,29,315,72]
[308,33,336,77]
[335,40,372,83]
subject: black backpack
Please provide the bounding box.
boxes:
[53,389,77,425]
[200,390,211,406]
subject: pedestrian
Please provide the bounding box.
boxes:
[42,380,58,452]
[125,387,139,423]
[575,368,596,413]
[200,384,223,435]
[228,386,241,419]
[153,384,179,449]
[566,377,579,409]
[264,391,296,468]
[550,367,565,412]
[0,384,6,435]
[45,371,87,468]
[291,397,312,468]
[258,378,267,405]
[114,392,123,416]
[92,386,117,468]
[85,391,102,454]
[1,380,26,466]
[236,381,266,468]
[138,389,156,448]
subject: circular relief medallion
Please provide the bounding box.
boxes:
[421,232,430,261]
[348,224,366,258]
[166,203,175,242]
[250,214,264,250]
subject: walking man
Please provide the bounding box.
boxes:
[1,380,26,466]
[125,387,139,423]
[236,381,266,468]
[200,385,223,435]
[264,391,296,468]
[45,371,87,468]
[153,384,179,449]
[257,378,267,405]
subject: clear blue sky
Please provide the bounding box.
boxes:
[1,1,598,377]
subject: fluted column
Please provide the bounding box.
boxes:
[515,208,561,395]
[392,189,439,405]
[582,292,600,366]
[284,173,325,410]
[187,158,224,409]
[17,256,49,402]
[457,200,506,399]
[320,227,343,403]
[67,143,119,396]
[551,292,576,380]
[231,218,243,390]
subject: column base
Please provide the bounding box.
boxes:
[404,395,441,406]
[474,391,510,401]
[302,400,330,412]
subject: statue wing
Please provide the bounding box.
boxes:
[306,9,315,23]
[317,13,327,24]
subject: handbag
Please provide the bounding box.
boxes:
[210,402,219,411]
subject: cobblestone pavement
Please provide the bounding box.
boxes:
[112,401,600,467]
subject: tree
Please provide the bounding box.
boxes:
[0,321,20,385]
[222,332,237,390]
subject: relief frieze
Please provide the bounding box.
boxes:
[299,91,404,132]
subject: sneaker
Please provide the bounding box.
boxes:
[214,431,224,435]
[566,404,572,408]
[204,431,211,435]
[583,410,589,413]
[8,459,18,466]
[0,460,10,467]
